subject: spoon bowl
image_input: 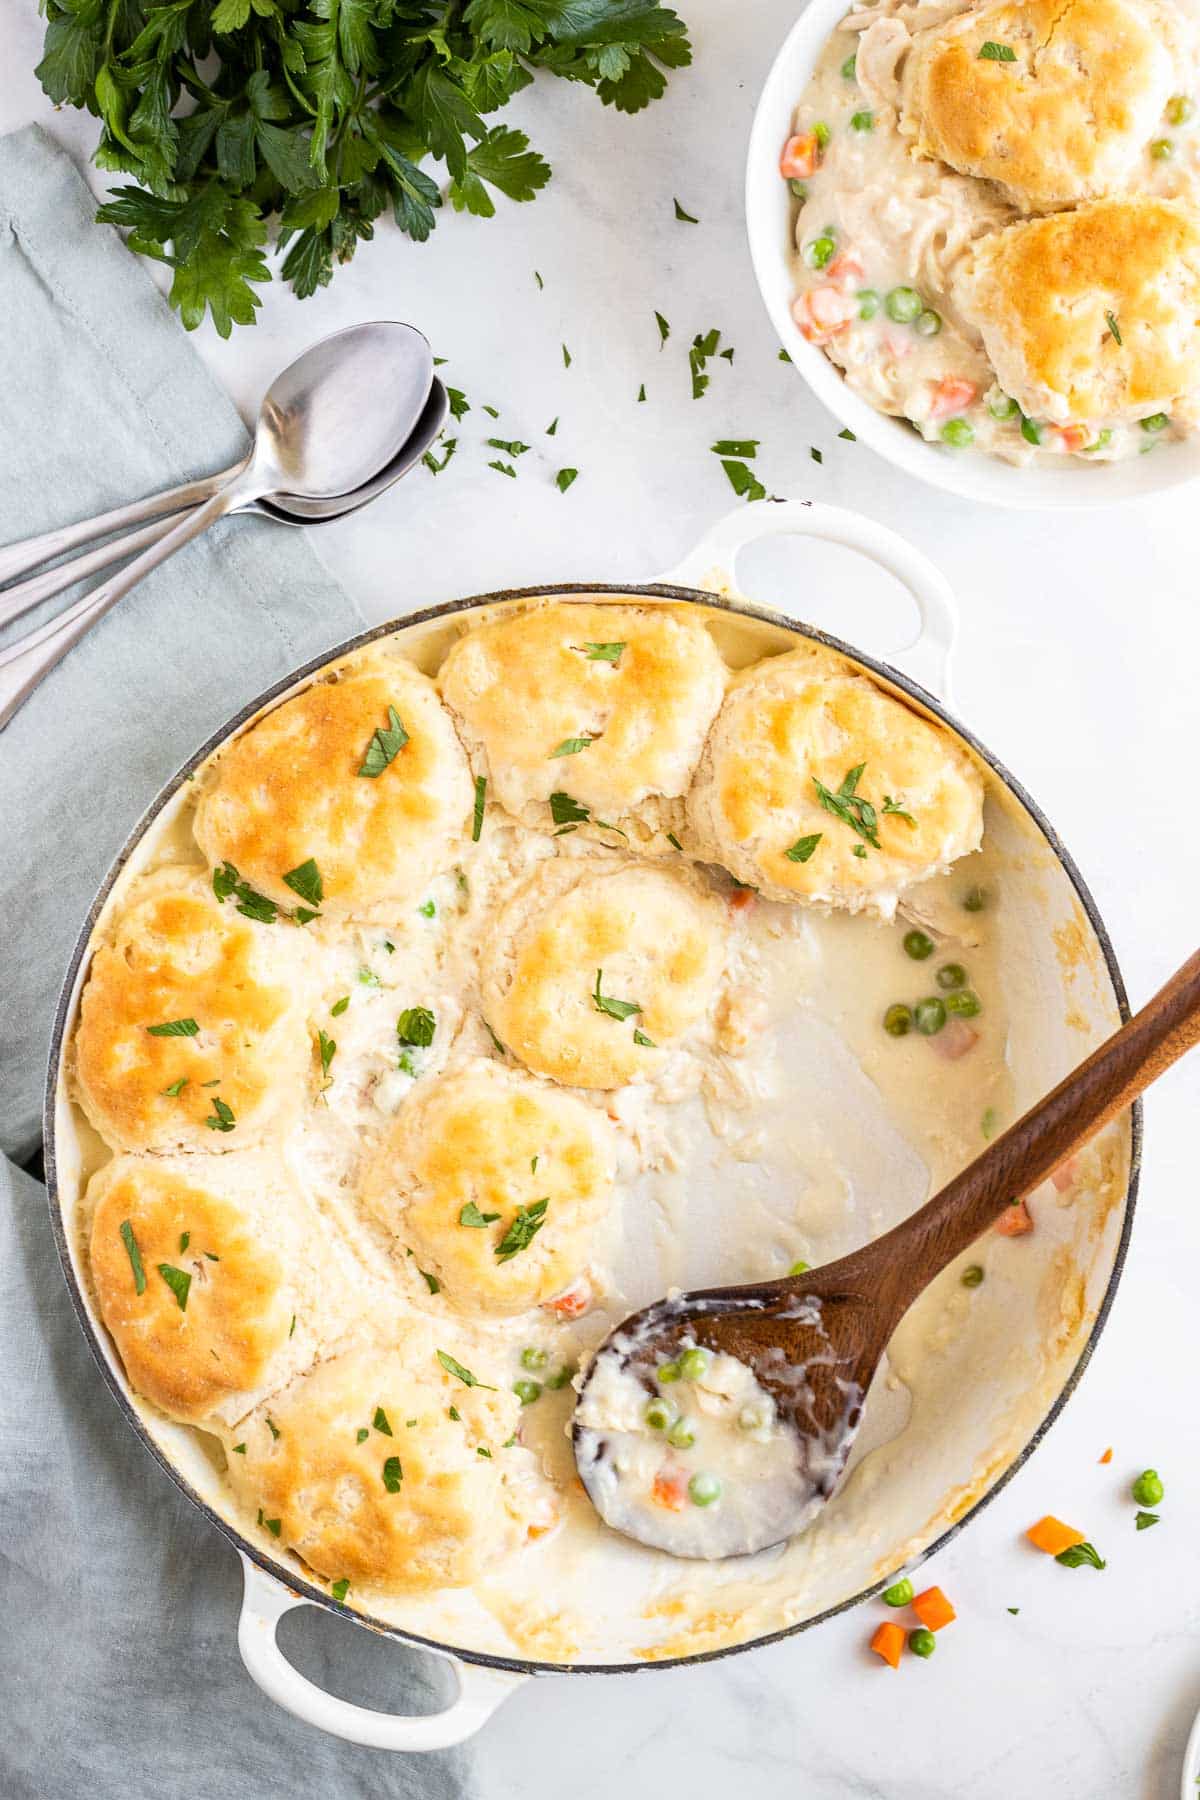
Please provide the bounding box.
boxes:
[257,378,448,523]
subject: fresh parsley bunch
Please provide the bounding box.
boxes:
[37,0,691,335]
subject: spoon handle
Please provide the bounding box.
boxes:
[0,512,187,633]
[857,947,1200,1310]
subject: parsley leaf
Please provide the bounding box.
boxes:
[331,1578,350,1602]
[550,791,590,825]
[882,796,917,827]
[437,1350,496,1389]
[157,1263,191,1311]
[1135,1510,1160,1530]
[358,705,409,777]
[592,968,642,1022]
[550,735,594,757]
[418,1266,441,1295]
[205,1096,236,1133]
[813,763,881,849]
[495,1198,549,1262]
[331,995,350,1017]
[318,1030,336,1078]
[711,438,760,458]
[655,310,670,347]
[472,774,487,841]
[978,39,1017,59]
[119,1220,146,1295]
[719,458,766,502]
[397,1006,436,1048]
[556,467,579,492]
[283,859,323,909]
[146,1017,198,1038]
[633,1028,656,1047]
[673,197,698,222]
[373,1406,393,1436]
[161,1077,189,1097]
[1055,1541,1107,1569]
[1105,311,1122,346]
[382,1456,403,1492]
[213,861,278,924]
[785,833,822,863]
[460,1201,501,1227]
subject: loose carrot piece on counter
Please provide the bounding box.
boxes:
[912,1586,956,1632]
[1099,1447,1113,1464]
[870,1621,905,1669]
[1026,1516,1086,1556]
[995,1198,1033,1236]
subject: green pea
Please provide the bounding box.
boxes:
[1141,413,1170,433]
[1132,1469,1164,1506]
[788,1258,811,1275]
[884,1003,913,1037]
[850,110,874,132]
[841,50,858,78]
[688,1472,722,1507]
[814,121,831,148]
[961,1263,985,1288]
[857,288,880,320]
[988,394,1019,420]
[909,1627,937,1658]
[804,235,837,270]
[945,989,982,1018]
[667,1418,695,1449]
[936,963,967,991]
[520,1346,549,1371]
[678,1347,710,1381]
[1020,416,1043,446]
[513,1379,542,1406]
[1150,137,1174,159]
[788,178,808,201]
[657,1361,681,1384]
[940,419,974,447]
[903,929,935,961]
[914,997,946,1036]
[885,286,922,323]
[882,1577,914,1606]
[544,1363,577,1391]
[962,885,988,912]
[1167,94,1194,126]
[915,309,942,337]
[644,1397,675,1431]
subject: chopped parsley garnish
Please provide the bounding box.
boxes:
[689,327,721,399]
[486,437,530,458]
[810,446,823,464]
[562,343,572,368]
[357,705,409,778]
[1006,1606,1019,1615]
[447,387,470,421]
[161,1077,189,1097]
[813,763,881,849]
[318,1031,336,1078]
[373,1406,393,1436]
[437,1350,496,1389]
[331,1578,350,1602]
[283,859,323,910]
[331,995,349,1017]
[852,844,867,859]
[482,404,500,419]
[119,1220,146,1295]
[882,796,917,827]
[419,1267,441,1295]
[489,459,517,478]
[266,1416,280,1440]
[637,383,646,402]
[555,468,579,492]
[785,833,822,863]
[231,1443,246,1455]
[1105,311,1122,346]
[838,428,857,441]
[205,1096,236,1133]
[157,1263,191,1311]
[592,968,642,1022]
[477,1446,492,1458]
[472,774,487,842]
[423,437,457,475]
[655,310,670,348]
[495,1199,549,1262]
[356,1427,369,1444]
[264,1516,282,1537]
[358,966,381,987]
[289,1314,296,1338]
[978,39,1016,59]
[534,271,543,289]
[673,197,698,222]
[179,1231,190,1253]
[531,1155,539,1173]
[1135,1510,1160,1530]
[633,1029,656,1048]
[666,832,683,852]
[201,1079,221,1087]
[550,790,590,825]
[418,899,436,918]
[213,861,279,923]
[397,1006,436,1048]
[146,1017,198,1038]
[449,1405,461,1421]
[718,458,766,502]
[546,417,559,436]
[484,1020,507,1057]
[459,1201,501,1228]
[711,438,759,458]
[1055,1541,1106,1569]
[550,736,594,757]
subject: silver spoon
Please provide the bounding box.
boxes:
[0,377,448,636]
[0,323,435,728]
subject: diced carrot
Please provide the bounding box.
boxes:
[791,287,858,344]
[929,377,978,422]
[912,1585,956,1631]
[780,132,821,180]
[825,250,865,289]
[729,885,756,913]
[1051,1154,1079,1192]
[652,1468,688,1512]
[870,1621,905,1668]
[1099,1447,1113,1465]
[995,1198,1033,1236]
[1026,1515,1086,1556]
[928,1017,979,1060]
[542,1276,592,1320]
[1057,425,1090,453]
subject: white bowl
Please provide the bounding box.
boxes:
[745,0,1200,509]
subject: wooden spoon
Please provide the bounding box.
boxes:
[573,948,1200,1558]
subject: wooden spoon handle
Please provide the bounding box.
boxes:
[849,947,1200,1310]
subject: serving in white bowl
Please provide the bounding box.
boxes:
[745,0,1200,509]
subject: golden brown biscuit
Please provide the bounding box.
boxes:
[74,869,307,1152]
[194,648,473,918]
[226,1332,551,1592]
[363,1059,615,1314]
[687,650,983,912]
[88,1152,323,1426]
[481,859,727,1089]
[901,0,1178,210]
[955,197,1200,423]
[438,602,726,841]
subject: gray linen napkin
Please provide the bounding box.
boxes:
[0,126,479,1799]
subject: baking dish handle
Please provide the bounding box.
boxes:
[658,500,958,703]
[236,1555,526,1750]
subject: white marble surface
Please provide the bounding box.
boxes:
[4,0,1199,1792]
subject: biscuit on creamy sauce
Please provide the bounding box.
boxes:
[363,1059,616,1314]
[481,859,728,1089]
[194,649,472,918]
[74,869,307,1152]
[439,602,726,843]
[225,1333,551,1592]
[687,649,983,913]
[954,195,1200,423]
[901,0,1180,210]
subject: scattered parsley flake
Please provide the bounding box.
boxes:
[449,1405,461,1422]
[119,1221,146,1295]
[633,1029,656,1048]
[460,1200,501,1228]
[810,446,823,464]
[1106,311,1122,346]
[555,467,578,492]
[157,1263,191,1311]
[637,383,646,402]
[813,763,881,848]
[655,311,670,347]
[397,1006,436,1048]
[719,458,766,502]
[1055,1541,1107,1569]
[161,1077,188,1097]
[447,387,470,421]
[437,1350,496,1390]
[373,1406,393,1436]
[592,968,642,1022]
[282,858,323,909]
[318,1030,336,1078]
[179,1231,190,1253]
[534,270,543,290]
[689,327,721,398]
[550,791,590,825]
[358,966,381,987]
[356,1428,369,1444]
[264,1517,282,1537]
[289,1313,296,1338]
[266,1416,280,1441]
[423,437,457,475]
[146,1017,198,1038]
[550,735,594,757]
[488,459,517,478]
[495,1198,549,1262]
[472,774,487,842]
[484,1020,507,1057]
[205,1096,236,1133]
[358,706,409,778]
[838,427,856,441]
[978,39,1017,59]
[711,438,759,458]
[419,1267,441,1295]
[882,796,917,826]
[486,437,530,457]
[785,833,822,863]
[1135,1510,1160,1530]
[331,1578,350,1602]
[673,197,698,222]
[331,995,350,1017]
[232,1443,246,1455]
[482,404,499,419]
[546,417,559,436]
[562,343,571,367]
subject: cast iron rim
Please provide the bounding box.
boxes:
[42,582,1140,1679]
